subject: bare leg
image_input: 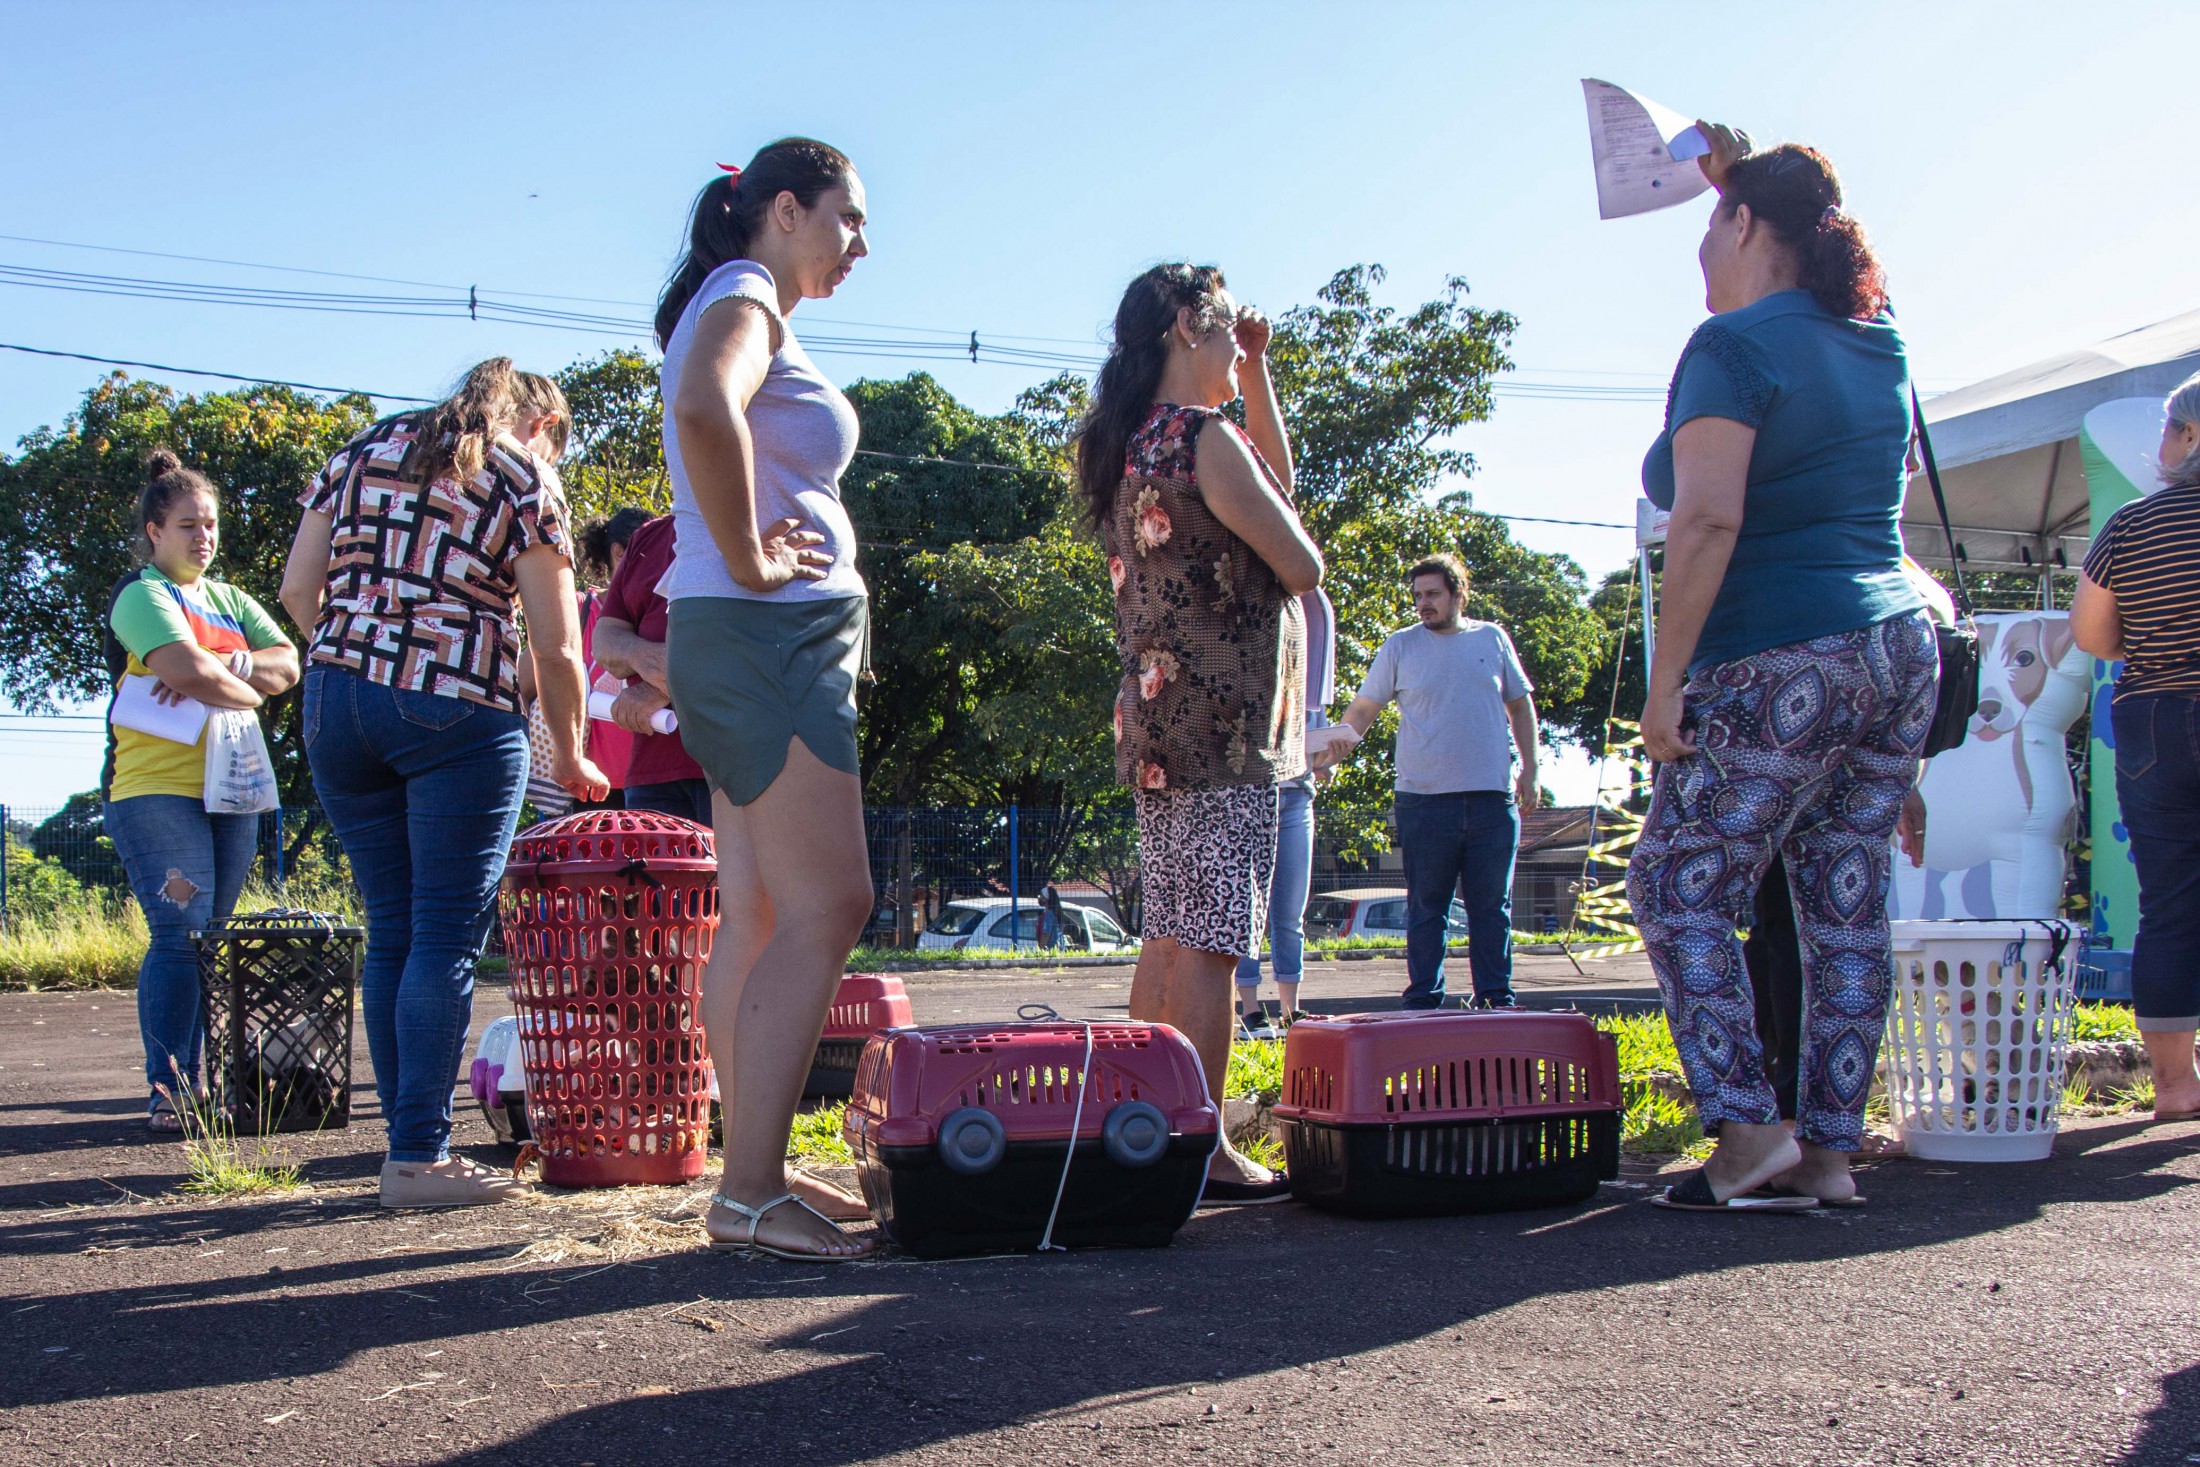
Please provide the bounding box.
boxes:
[1130,936,1272,1183]
[1277,978,1301,1018]
[2145,1028,2200,1116]
[703,741,877,1258]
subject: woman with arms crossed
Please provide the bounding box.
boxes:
[105,450,299,1131]
[655,139,878,1261]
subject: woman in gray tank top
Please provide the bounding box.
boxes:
[654,138,877,1263]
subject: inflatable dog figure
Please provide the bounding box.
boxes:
[1891,612,2088,920]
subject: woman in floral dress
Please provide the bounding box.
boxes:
[1075,264,1324,1202]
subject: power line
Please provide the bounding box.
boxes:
[2,338,1636,531]
[0,341,431,402]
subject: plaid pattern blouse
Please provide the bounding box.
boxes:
[298,414,570,713]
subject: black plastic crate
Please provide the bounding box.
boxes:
[193,911,362,1134]
[1282,1111,1620,1218]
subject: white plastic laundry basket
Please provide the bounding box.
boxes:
[1883,920,2081,1162]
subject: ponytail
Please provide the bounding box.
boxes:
[1074,263,1233,532]
[654,137,855,348]
[1721,144,1887,320]
[134,447,218,562]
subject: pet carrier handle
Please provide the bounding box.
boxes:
[1035,1021,1095,1253]
[1911,385,1974,620]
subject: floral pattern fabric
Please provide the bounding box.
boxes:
[1106,404,1307,792]
[298,414,570,714]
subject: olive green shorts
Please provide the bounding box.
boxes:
[666,593,866,807]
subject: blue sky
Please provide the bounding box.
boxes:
[5,1,2198,807]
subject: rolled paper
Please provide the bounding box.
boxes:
[587,689,677,735]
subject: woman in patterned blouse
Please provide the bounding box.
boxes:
[1076,264,1323,1203]
[281,357,608,1210]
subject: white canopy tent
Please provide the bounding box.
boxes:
[1903,308,2200,574]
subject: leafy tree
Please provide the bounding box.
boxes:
[554,349,670,525]
[0,374,377,817]
[838,373,1064,804]
[1259,267,1606,858]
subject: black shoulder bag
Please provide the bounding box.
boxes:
[1912,385,1981,756]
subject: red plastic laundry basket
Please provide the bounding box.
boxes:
[1272,1011,1622,1217]
[806,973,915,1098]
[843,1022,1218,1257]
[497,810,718,1187]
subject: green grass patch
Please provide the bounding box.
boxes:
[847,945,1069,968]
[0,889,147,990]
[1225,1037,1285,1104]
[164,1075,305,1196]
[789,1102,854,1166]
[2072,1001,2140,1044]
[1,876,362,992]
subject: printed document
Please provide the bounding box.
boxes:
[1582,79,1712,219]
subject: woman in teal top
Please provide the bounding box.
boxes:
[1626,130,1939,1214]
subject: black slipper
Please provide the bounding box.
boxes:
[1651,1168,1818,1212]
[1201,1174,1294,1206]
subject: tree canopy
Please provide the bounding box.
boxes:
[0,266,1618,867]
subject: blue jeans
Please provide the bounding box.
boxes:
[1394,790,1518,1008]
[624,777,713,826]
[304,668,527,1163]
[104,795,257,1105]
[2113,692,2200,1031]
[1237,781,1315,989]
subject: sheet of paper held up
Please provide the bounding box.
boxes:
[1582,79,1712,219]
[109,673,210,745]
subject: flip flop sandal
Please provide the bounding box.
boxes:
[2153,1109,2200,1123]
[708,1192,875,1262]
[1752,1182,1866,1209]
[787,1167,871,1221]
[147,1098,184,1134]
[1651,1169,1819,1213]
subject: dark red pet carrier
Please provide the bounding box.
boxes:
[1272,1011,1622,1217]
[843,1021,1219,1257]
[806,973,914,1098]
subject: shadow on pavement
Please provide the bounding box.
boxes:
[7,1119,2197,1464]
[2125,1361,2200,1466]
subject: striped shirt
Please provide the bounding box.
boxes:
[2083,481,2200,700]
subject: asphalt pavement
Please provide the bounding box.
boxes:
[4,954,2197,1466]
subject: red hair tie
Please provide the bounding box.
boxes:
[717,163,742,186]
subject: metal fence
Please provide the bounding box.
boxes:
[1,802,315,928]
[1,796,1436,947]
[1,799,1162,946]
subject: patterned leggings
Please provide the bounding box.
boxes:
[1626,612,1938,1151]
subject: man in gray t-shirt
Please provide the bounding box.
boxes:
[1340,553,1540,1009]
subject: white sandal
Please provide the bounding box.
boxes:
[708,1192,874,1263]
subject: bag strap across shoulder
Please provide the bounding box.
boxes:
[1911,385,1975,619]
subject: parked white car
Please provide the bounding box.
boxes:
[1304,887,1467,942]
[915,896,1138,954]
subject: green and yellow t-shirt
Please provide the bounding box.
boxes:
[105,567,287,802]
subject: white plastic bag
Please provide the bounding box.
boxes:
[203,708,279,815]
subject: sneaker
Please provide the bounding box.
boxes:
[1279,1010,1315,1027]
[380,1156,534,1209]
[1240,1017,1279,1042]
[1467,993,1519,1011]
